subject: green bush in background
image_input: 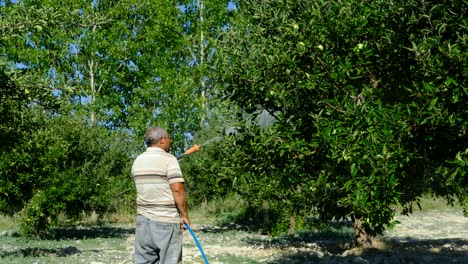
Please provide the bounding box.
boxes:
[0,94,136,237]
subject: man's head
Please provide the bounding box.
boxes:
[144,126,171,151]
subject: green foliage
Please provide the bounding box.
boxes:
[0,112,136,237]
[434,148,468,216]
[214,0,468,239]
[0,58,136,237]
[19,190,48,237]
[178,0,236,125]
[1,0,466,241]
[181,101,243,204]
[0,68,59,215]
[1,0,235,237]
[0,0,204,149]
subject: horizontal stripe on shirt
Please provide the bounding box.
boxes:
[137,203,177,209]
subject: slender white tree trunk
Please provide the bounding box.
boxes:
[88,24,97,125]
[198,0,207,126]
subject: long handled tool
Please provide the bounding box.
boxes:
[177,144,200,160]
[184,223,209,264]
[177,136,224,160]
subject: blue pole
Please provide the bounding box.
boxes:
[184,223,209,264]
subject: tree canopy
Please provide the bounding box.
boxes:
[211,0,467,244]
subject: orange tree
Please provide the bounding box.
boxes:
[212,0,467,244]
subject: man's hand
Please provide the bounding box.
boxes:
[181,216,191,230]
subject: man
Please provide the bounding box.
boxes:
[131,126,190,264]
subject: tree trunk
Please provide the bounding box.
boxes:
[198,0,207,127]
[288,215,295,234]
[88,58,96,125]
[352,216,372,247]
[88,23,98,126]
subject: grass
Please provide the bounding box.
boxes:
[415,195,464,211]
[0,214,17,231]
[394,194,465,215]
[189,194,246,225]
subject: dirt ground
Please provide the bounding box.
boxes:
[1,208,466,263]
[177,209,468,264]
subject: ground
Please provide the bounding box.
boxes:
[181,208,468,264]
[0,208,467,263]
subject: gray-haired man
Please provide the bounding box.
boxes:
[131,126,190,264]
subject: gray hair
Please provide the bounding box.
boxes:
[144,127,168,147]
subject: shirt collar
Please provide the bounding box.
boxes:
[146,146,165,152]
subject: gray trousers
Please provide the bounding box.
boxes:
[134,215,183,264]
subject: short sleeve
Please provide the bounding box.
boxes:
[167,156,184,184]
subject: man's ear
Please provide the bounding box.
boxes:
[159,136,170,147]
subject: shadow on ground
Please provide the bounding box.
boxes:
[44,225,134,240]
[198,219,468,264]
[0,225,134,260]
[257,234,468,264]
[0,245,83,258]
[266,238,468,264]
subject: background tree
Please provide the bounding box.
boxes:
[177,0,235,126]
[1,0,202,149]
[214,0,467,245]
[1,1,61,217]
[0,2,137,237]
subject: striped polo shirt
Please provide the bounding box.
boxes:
[131,147,184,223]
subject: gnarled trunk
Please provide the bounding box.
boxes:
[352,216,372,247]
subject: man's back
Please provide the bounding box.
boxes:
[131,147,184,224]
